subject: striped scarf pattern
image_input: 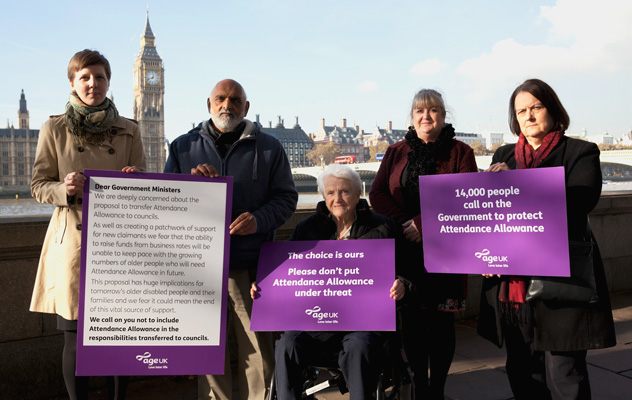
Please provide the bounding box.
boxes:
[65,90,119,145]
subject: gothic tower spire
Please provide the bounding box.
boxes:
[133,11,166,173]
[18,89,29,130]
[141,10,156,48]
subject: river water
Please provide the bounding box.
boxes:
[2,182,631,217]
[0,193,322,217]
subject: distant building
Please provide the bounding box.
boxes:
[586,132,616,146]
[314,118,368,161]
[483,132,505,149]
[455,132,486,147]
[364,121,406,146]
[260,115,313,167]
[363,120,488,149]
[314,118,492,160]
[621,130,632,146]
[0,90,38,189]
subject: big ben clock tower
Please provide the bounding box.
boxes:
[134,12,166,172]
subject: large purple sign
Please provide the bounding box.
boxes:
[77,170,232,376]
[251,239,396,331]
[419,167,569,277]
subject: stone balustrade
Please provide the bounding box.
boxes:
[2,192,631,399]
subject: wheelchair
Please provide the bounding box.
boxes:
[268,331,414,399]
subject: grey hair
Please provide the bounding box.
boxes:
[317,164,362,195]
[409,89,447,120]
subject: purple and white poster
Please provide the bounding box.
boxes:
[251,239,396,331]
[77,170,232,376]
[419,167,569,277]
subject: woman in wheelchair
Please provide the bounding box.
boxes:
[253,164,409,399]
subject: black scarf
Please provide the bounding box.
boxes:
[403,124,456,209]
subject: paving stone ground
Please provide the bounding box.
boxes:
[49,290,632,400]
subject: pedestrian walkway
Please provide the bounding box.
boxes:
[49,290,632,400]
[444,288,632,400]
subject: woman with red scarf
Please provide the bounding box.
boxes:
[478,79,616,400]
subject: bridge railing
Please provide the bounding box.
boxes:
[1,191,632,399]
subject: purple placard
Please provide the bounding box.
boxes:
[251,239,396,331]
[419,167,569,277]
[77,169,233,376]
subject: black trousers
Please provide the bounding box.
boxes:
[274,331,385,400]
[401,307,455,400]
[58,316,127,400]
[504,323,591,400]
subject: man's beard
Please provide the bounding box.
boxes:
[211,110,243,132]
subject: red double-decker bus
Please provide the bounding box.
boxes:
[334,156,356,164]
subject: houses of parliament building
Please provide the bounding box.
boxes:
[0,14,167,191]
[0,13,317,192]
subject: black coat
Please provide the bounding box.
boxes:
[477,136,616,351]
[292,199,399,239]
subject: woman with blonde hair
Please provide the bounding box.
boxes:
[370,89,477,399]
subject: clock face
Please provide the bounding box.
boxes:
[146,71,159,85]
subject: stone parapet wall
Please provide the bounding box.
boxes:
[2,193,631,399]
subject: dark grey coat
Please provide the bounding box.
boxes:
[477,136,616,351]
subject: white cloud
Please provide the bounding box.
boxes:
[357,80,378,92]
[457,38,578,82]
[456,0,632,102]
[410,58,448,75]
[540,0,632,72]
[541,0,631,44]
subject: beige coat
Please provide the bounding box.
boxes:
[30,114,146,320]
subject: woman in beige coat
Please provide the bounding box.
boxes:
[30,49,145,400]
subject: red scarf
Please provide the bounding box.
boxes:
[515,130,563,169]
[499,131,564,305]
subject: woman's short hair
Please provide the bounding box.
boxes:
[317,164,362,195]
[508,79,570,135]
[67,49,112,81]
[409,89,447,120]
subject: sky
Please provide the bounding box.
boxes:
[1,0,630,144]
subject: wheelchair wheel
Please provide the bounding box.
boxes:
[377,367,415,400]
[376,377,384,400]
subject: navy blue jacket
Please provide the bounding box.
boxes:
[164,119,298,270]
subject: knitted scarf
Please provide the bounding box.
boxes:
[403,123,456,211]
[499,130,564,324]
[65,90,119,146]
[515,130,563,170]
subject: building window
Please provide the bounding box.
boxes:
[17,143,24,157]
[149,125,156,137]
[2,143,9,157]
[18,164,25,175]
[150,144,157,157]
[2,164,8,175]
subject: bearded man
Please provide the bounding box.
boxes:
[164,79,298,400]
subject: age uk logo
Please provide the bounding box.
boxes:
[136,352,169,369]
[305,305,339,324]
[475,249,509,269]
